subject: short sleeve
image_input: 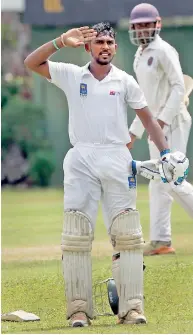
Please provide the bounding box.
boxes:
[48,61,79,93]
[129,115,145,139]
[125,75,148,110]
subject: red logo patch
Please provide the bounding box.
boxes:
[110,91,116,95]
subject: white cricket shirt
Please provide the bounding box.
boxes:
[130,35,185,138]
[48,61,147,146]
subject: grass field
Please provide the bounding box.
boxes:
[1,186,193,334]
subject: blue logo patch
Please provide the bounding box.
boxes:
[80,83,87,96]
[128,176,136,189]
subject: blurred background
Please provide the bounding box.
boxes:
[1,0,193,187]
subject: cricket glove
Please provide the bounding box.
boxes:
[159,150,189,185]
[132,159,160,180]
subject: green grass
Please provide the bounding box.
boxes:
[1,186,193,334]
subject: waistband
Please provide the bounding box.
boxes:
[74,142,127,149]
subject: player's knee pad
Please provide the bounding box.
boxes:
[61,210,94,319]
[61,210,93,253]
[112,253,121,297]
[110,209,144,252]
[110,209,144,318]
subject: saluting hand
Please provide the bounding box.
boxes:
[61,26,97,48]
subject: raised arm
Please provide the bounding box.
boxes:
[24,27,97,79]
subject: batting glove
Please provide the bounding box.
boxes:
[159,150,189,185]
[132,159,160,180]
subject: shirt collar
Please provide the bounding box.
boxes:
[145,35,162,50]
[135,35,162,56]
[81,62,122,81]
[81,62,92,76]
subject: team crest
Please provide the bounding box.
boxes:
[128,176,136,189]
[80,83,87,96]
[147,56,154,66]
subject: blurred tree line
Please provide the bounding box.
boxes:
[1,13,55,187]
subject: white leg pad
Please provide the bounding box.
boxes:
[61,211,94,319]
[110,210,144,318]
[169,180,193,218]
[112,254,121,297]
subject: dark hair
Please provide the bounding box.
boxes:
[92,22,116,39]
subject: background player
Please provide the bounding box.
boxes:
[128,3,192,256]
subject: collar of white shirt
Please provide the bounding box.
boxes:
[135,35,163,57]
[81,62,123,81]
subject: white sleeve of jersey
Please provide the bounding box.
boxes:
[48,61,78,93]
[129,115,145,139]
[158,46,185,125]
[125,75,148,110]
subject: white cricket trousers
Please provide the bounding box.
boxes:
[148,111,192,241]
[63,144,136,232]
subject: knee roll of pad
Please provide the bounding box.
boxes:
[61,210,93,252]
[110,209,144,251]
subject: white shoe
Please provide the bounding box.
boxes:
[118,310,147,324]
[70,312,91,327]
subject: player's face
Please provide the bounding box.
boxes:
[134,22,155,44]
[90,34,117,65]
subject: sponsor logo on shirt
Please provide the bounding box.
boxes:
[109,91,120,96]
[80,83,87,96]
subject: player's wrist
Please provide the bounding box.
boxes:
[131,160,137,175]
[56,36,66,49]
[60,33,68,47]
[52,37,65,51]
[160,149,170,158]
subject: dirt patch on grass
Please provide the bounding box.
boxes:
[2,240,114,262]
[2,236,193,263]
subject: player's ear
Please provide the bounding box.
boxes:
[84,43,91,53]
[114,43,118,54]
